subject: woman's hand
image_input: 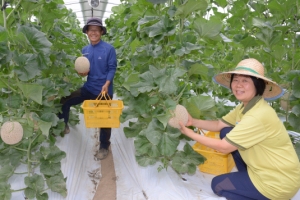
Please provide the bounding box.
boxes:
[178,111,194,137]
[178,121,195,137]
[185,112,194,127]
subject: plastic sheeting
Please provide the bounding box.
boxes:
[111,119,300,200]
[7,114,300,199]
[111,120,226,200]
[9,114,101,200]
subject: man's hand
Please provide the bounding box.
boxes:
[101,81,110,94]
[78,71,89,76]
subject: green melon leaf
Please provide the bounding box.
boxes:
[46,175,67,197]
[0,183,11,200]
[24,174,45,191]
[175,0,208,19]
[16,83,44,105]
[135,155,157,166]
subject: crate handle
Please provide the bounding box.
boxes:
[95,92,111,107]
[197,128,207,136]
[197,129,221,153]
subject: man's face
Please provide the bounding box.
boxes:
[86,25,102,45]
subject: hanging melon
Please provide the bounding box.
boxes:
[22,112,39,131]
[0,121,24,145]
[168,105,189,129]
[74,56,90,73]
[280,91,291,111]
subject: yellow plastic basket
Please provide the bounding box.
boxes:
[81,93,124,128]
[192,131,235,175]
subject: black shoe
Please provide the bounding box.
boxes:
[95,148,109,160]
[64,124,70,134]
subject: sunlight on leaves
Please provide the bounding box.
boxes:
[175,0,208,19]
[16,83,44,105]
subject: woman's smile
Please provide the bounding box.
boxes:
[231,75,256,106]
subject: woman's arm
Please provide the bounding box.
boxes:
[179,121,237,154]
[186,112,228,132]
[180,114,237,154]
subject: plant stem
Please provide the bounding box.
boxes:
[2,0,6,28]
[171,165,187,181]
[1,79,18,93]
[28,159,39,163]
[14,172,27,174]
[27,133,41,176]
[0,148,8,153]
[11,188,26,192]
[40,188,49,194]
[175,84,187,103]
[6,0,23,21]
[13,147,28,152]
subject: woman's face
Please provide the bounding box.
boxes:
[86,25,102,45]
[231,74,256,106]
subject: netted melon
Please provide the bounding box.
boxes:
[22,112,39,131]
[74,56,90,73]
[0,121,23,145]
[168,105,189,129]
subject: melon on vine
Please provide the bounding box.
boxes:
[0,121,23,145]
[23,112,39,131]
[74,56,90,73]
[280,91,291,111]
[168,105,189,129]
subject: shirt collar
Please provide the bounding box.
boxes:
[242,95,262,114]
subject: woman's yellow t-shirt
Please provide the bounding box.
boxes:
[222,96,300,199]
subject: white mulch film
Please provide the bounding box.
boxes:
[9,114,101,200]
[8,114,300,200]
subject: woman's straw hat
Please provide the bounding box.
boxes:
[213,58,284,100]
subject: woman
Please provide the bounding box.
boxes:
[179,58,300,200]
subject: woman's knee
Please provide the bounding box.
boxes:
[211,174,235,196]
[211,175,226,196]
[211,176,218,194]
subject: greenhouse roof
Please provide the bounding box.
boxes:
[64,0,120,28]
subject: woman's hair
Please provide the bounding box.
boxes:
[229,74,266,96]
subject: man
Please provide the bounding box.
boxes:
[58,18,117,160]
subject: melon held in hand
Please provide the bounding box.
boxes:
[1,121,24,145]
[168,105,189,129]
[75,56,90,73]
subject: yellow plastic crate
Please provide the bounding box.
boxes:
[81,99,124,128]
[192,131,235,175]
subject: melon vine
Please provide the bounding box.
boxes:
[105,0,300,175]
[0,0,87,199]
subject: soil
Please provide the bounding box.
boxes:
[93,148,117,200]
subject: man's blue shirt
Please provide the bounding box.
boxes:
[82,40,117,96]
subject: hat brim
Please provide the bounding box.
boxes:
[213,71,284,101]
[82,25,107,35]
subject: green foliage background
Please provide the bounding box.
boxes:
[0,0,87,199]
[1,0,300,199]
[105,0,300,175]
